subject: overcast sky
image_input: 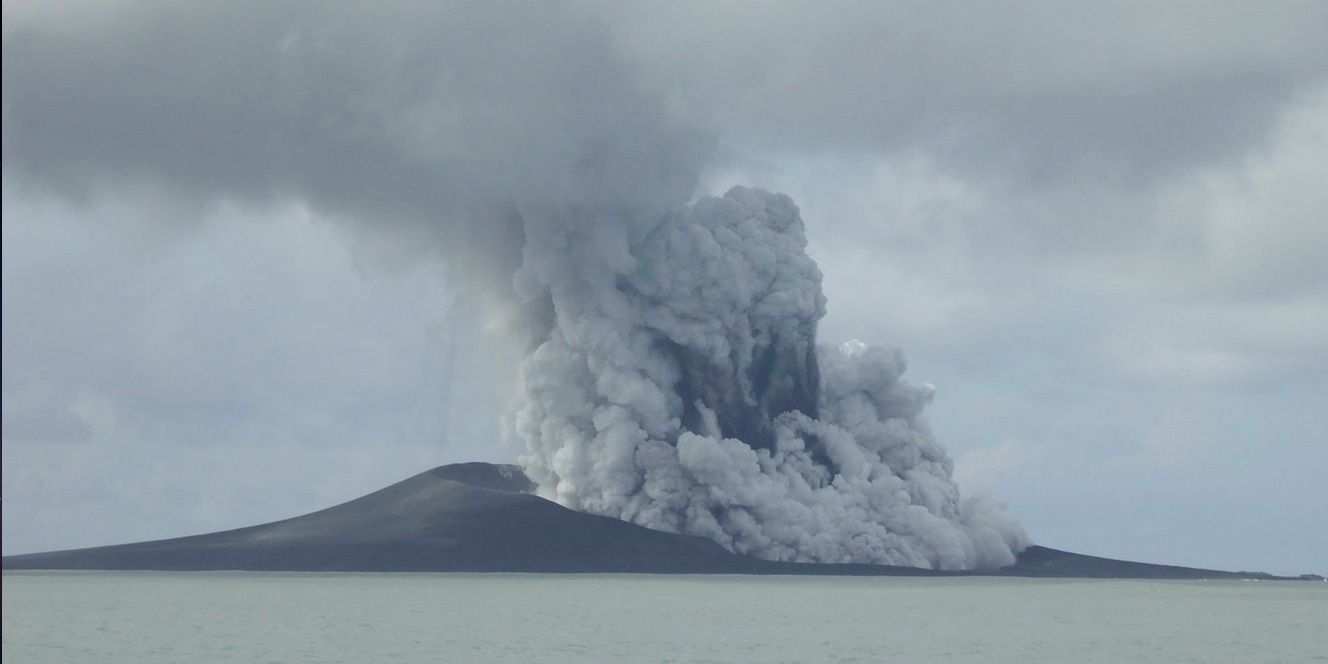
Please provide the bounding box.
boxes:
[4,0,1326,575]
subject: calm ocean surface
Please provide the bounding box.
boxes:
[3,571,1325,663]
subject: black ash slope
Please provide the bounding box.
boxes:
[1,463,1304,579]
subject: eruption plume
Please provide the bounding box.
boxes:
[512,188,1026,569]
[2,0,1027,569]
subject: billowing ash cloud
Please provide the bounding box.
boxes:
[514,187,1025,568]
[3,1,1025,568]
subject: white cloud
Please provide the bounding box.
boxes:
[1091,89,1328,387]
[953,438,1038,494]
[1171,88,1328,301]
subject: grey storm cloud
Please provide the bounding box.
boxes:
[3,0,712,297]
[599,0,1328,185]
[9,2,1327,202]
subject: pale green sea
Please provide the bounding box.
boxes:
[3,572,1325,663]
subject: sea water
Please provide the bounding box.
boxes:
[3,572,1325,663]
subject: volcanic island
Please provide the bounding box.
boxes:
[4,462,1318,581]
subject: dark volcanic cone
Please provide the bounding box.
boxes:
[1,464,743,573]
